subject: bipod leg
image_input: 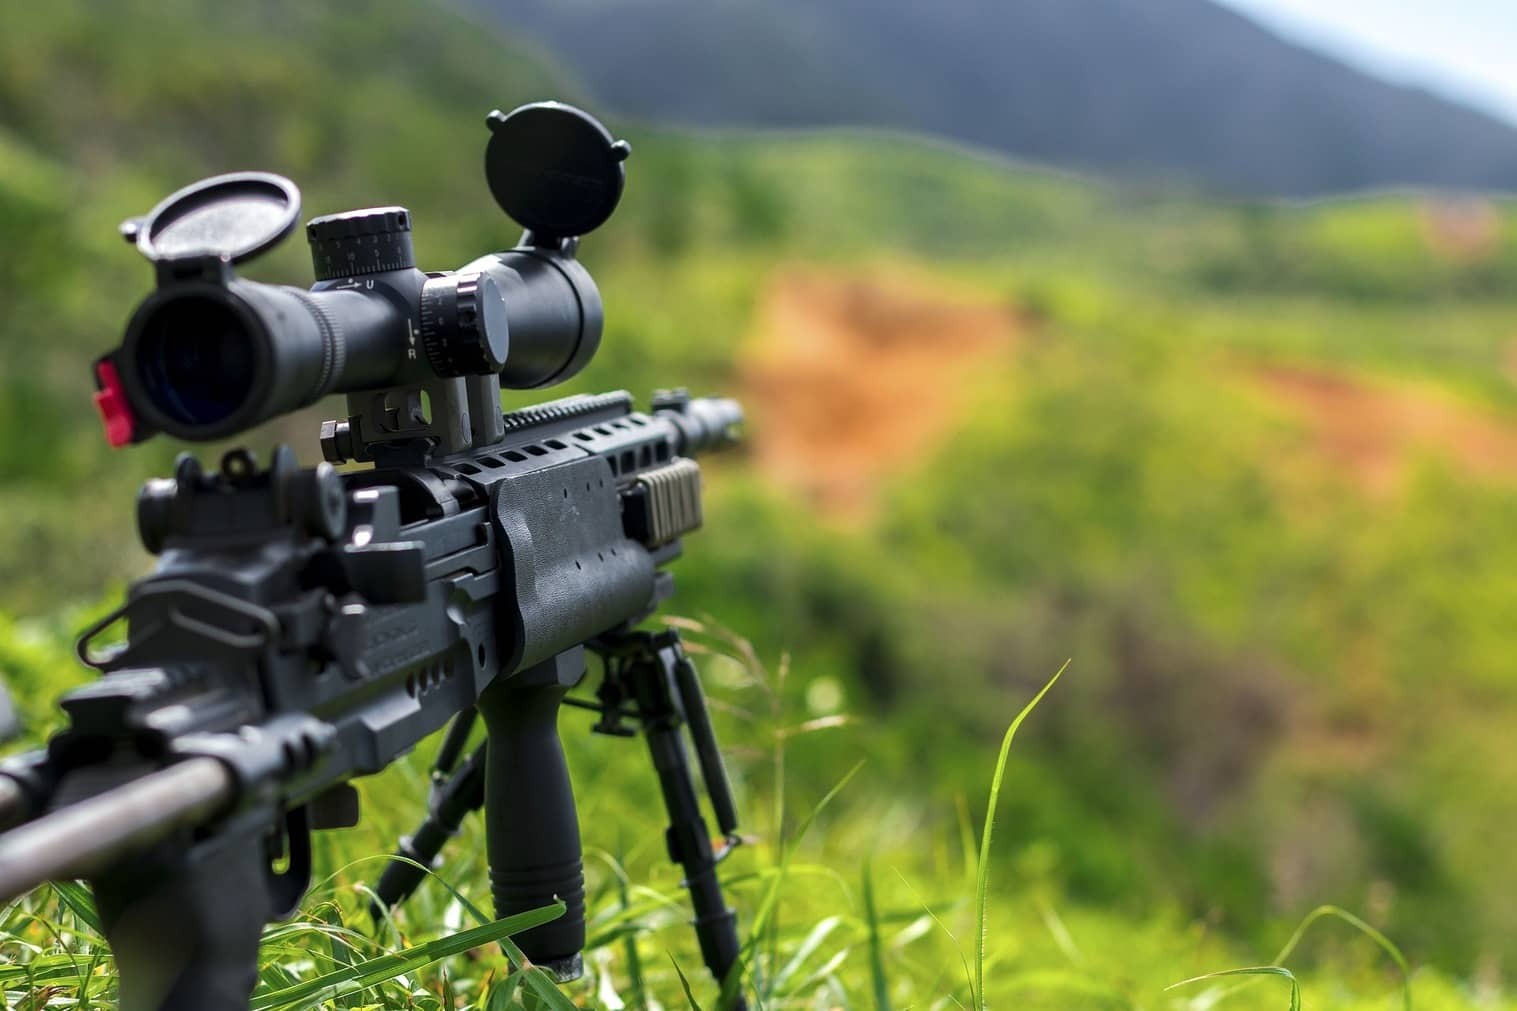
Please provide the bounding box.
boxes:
[371,710,485,916]
[594,628,748,1009]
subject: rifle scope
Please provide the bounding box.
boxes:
[95,103,631,446]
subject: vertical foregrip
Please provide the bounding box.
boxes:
[476,651,587,982]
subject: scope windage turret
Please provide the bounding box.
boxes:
[93,102,630,447]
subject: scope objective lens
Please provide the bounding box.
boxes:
[134,294,258,428]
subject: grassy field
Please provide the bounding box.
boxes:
[3,0,1517,1007]
[0,616,1480,1009]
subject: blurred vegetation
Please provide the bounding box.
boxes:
[3,0,1517,1006]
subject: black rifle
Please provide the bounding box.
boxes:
[0,103,749,1011]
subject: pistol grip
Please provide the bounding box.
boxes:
[476,649,586,982]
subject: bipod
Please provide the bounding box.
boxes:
[581,626,747,1007]
[372,626,749,1007]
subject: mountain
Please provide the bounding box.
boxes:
[469,0,1517,196]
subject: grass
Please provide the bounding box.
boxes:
[1168,907,1415,1011]
[249,904,572,1011]
[0,625,1496,1009]
[974,661,1068,1009]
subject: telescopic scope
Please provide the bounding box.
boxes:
[94,103,631,447]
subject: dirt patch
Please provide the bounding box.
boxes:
[1249,363,1517,494]
[738,267,1019,517]
[1420,198,1503,262]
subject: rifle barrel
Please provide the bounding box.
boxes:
[0,758,233,904]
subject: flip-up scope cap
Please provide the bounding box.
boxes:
[121,171,301,265]
[485,102,630,239]
[113,172,303,441]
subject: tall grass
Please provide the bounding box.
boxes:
[1168,904,1415,1011]
[0,625,1497,1008]
[973,661,1068,1010]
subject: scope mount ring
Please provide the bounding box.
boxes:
[485,102,630,242]
[121,171,302,273]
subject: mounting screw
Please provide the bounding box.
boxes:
[320,419,355,464]
[306,463,347,540]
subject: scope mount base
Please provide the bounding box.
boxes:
[320,374,505,466]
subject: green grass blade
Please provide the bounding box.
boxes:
[954,794,977,884]
[248,902,566,1011]
[314,902,359,1010]
[1035,895,1084,967]
[891,866,973,1001]
[336,852,577,1007]
[1166,965,1301,1011]
[974,661,1067,1010]
[48,882,101,935]
[76,944,107,1011]
[471,925,578,1010]
[770,914,843,994]
[724,760,865,1009]
[485,968,524,1009]
[671,954,706,1011]
[323,853,495,930]
[0,956,101,990]
[618,866,648,1011]
[786,944,854,998]
[1270,904,1413,1011]
[862,860,891,1011]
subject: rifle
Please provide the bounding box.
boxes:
[0,102,750,1011]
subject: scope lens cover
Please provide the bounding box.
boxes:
[129,172,301,265]
[485,102,629,238]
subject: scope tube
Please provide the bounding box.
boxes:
[461,247,603,390]
[111,243,607,443]
[115,278,416,442]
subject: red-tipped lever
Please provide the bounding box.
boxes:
[92,359,135,448]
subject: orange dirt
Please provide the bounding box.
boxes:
[737,268,1515,509]
[738,268,1019,518]
[1420,198,1503,262]
[1249,363,1517,495]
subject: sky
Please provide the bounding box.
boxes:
[1213,0,1517,126]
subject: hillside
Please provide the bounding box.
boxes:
[475,0,1517,196]
[2,0,1517,1006]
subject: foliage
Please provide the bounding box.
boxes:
[2,0,1517,1004]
